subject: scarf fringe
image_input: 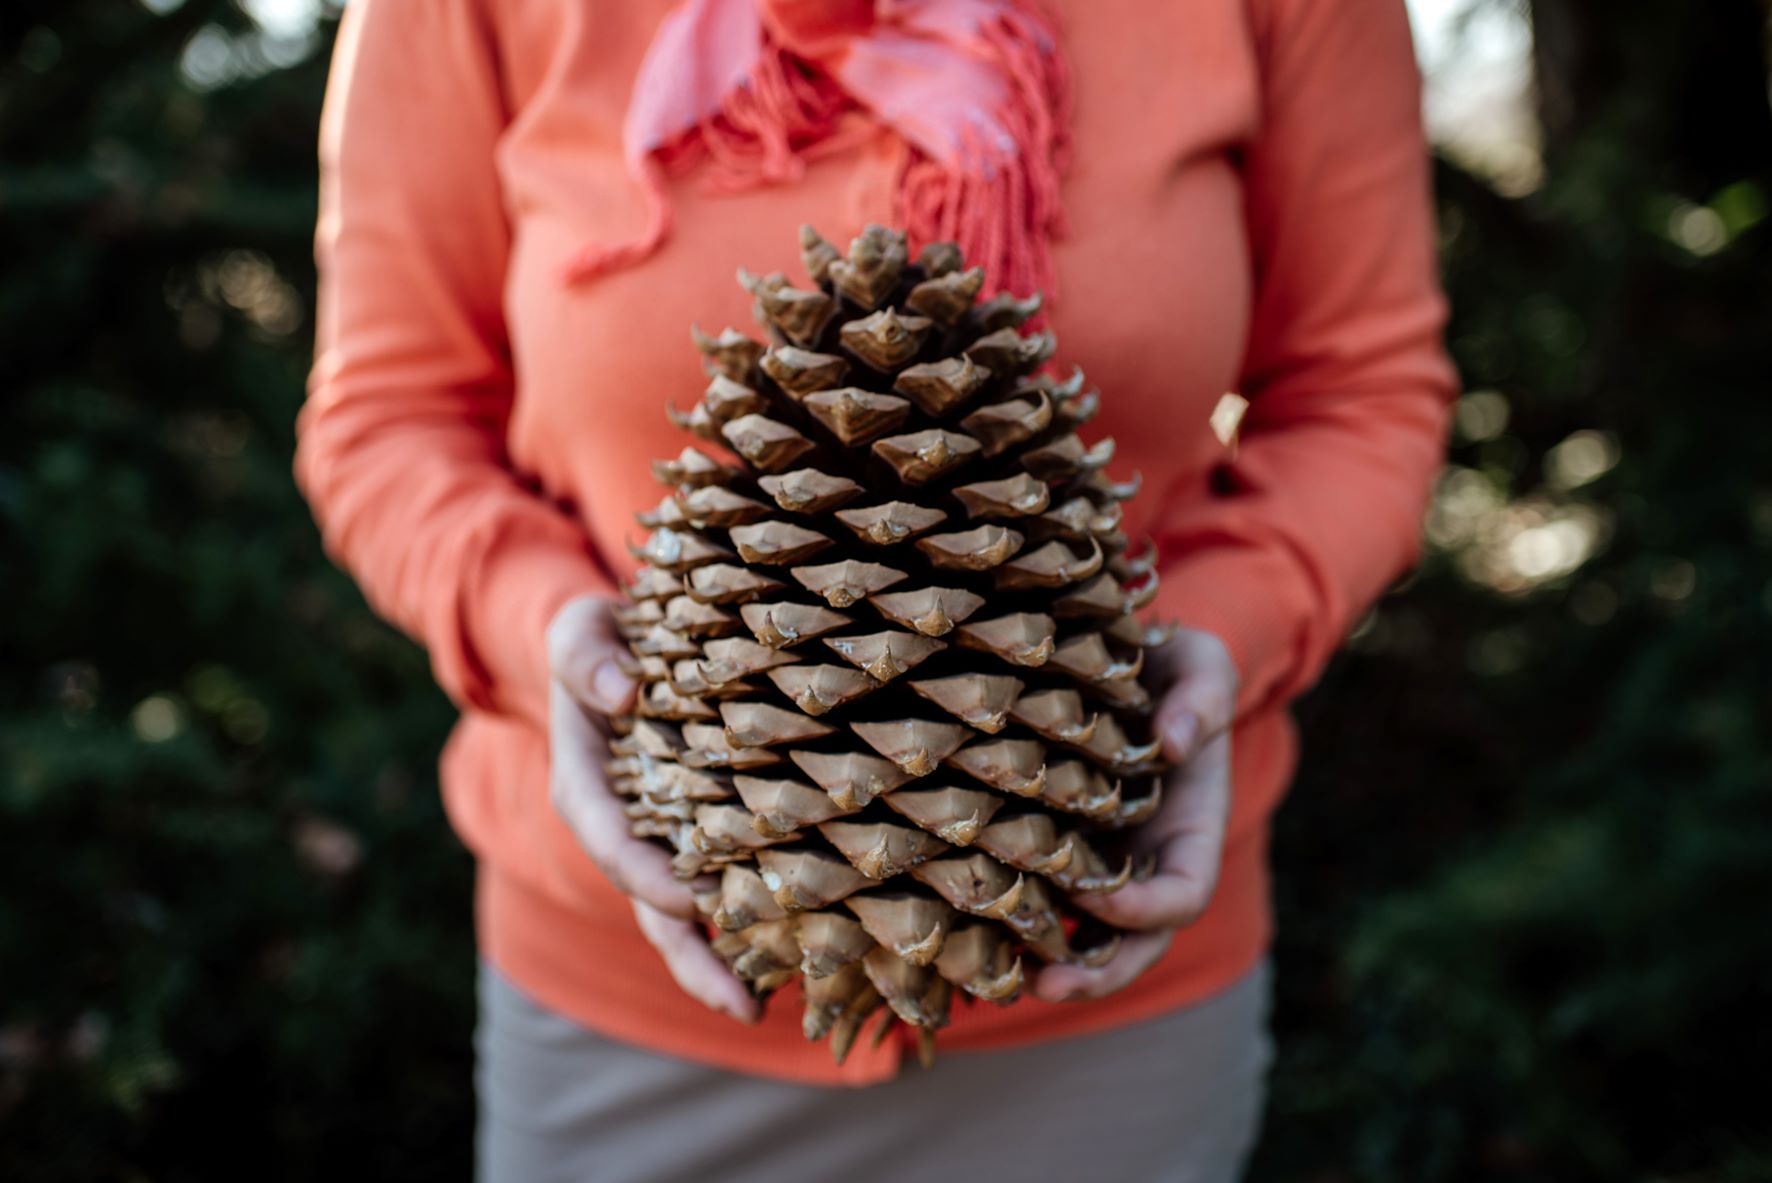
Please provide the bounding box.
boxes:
[563,3,1071,300]
[894,9,1069,299]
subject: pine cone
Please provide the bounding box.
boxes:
[609,225,1171,1065]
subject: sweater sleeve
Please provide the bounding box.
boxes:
[296,0,617,727]
[1148,0,1457,718]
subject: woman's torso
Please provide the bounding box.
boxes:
[458,0,1293,1084]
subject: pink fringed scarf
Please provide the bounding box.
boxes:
[563,0,1072,299]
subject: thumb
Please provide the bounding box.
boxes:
[548,595,638,715]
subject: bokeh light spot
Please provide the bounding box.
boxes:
[1650,559,1697,602]
[131,696,185,743]
[1668,204,1728,256]
[1546,430,1620,490]
[1455,390,1510,442]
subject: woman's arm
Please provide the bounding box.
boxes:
[1040,0,1454,999]
[299,2,758,1015]
[296,0,615,728]
[1149,0,1458,720]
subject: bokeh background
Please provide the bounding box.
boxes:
[3,0,1769,1178]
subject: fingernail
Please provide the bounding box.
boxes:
[1163,713,1197,760]
[592,661,632,712]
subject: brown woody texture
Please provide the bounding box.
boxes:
[609,225,1171,1063]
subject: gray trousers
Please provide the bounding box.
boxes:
[477,960,1272,1183]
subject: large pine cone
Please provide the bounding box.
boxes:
[608,225,1170,1064]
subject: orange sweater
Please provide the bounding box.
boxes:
[298,0,1454,1084]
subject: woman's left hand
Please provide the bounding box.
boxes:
[1031,627,1239,1003]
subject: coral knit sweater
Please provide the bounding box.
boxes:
[298,0,1454,1084]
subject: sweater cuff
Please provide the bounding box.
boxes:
[461,523,617,727]
[1146,540,1315,720]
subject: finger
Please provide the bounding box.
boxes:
[1030,930,1174,1003]
[1075,732,1230,931]
[547,595,637,716]
[632,901,761,1024]
[1152,630,1238,762]
[550,683,699,918]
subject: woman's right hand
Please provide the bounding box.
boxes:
[545,594,760,1023]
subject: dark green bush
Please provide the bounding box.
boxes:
[1,2,1767,1179]
[0,3,469,1178]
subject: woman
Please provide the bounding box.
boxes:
[297,0,1453,1177]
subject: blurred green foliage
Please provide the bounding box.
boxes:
[0,2,471,1178]
[1,1,1768,1180]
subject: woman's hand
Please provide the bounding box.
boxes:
[1032,627,1238,1003]
[546,595,760,1023]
